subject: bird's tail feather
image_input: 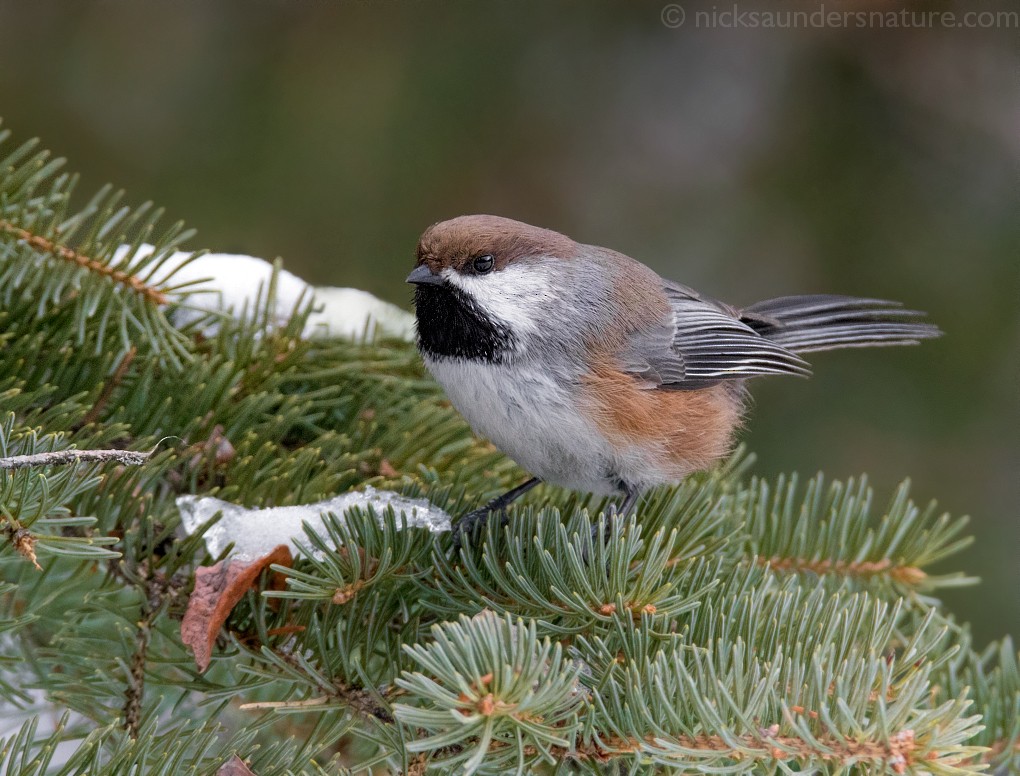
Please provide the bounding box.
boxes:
[742,295,942,353]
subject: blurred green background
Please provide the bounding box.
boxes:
[1,1,1016,642]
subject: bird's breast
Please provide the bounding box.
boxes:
[423,354,744,494]
[422,357,618,493]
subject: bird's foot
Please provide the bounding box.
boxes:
[584,503,619,563]
[449,477,542,552]
[592,498,626,539]
[588,490,638,548]
[450,506,507,551]
[590,508,614,546]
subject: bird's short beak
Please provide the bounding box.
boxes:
[406,265,444,286]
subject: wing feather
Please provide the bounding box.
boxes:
[619,281,810,389]
[741,294,942,352]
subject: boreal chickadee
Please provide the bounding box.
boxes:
[407,215,941,544]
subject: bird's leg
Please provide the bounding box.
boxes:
[616,484,640,517]
[592,481,640,546]
[451,477,542,549]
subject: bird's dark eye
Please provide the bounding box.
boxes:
[472,254,494,274]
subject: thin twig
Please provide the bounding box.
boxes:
[0,448,153,470]
[239,696,330,711]
[257,646,395,723]
[122,568,183,736]
[0,219,168,304]
[123,605,151,737]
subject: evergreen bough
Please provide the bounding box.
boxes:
[0,119,1016,775]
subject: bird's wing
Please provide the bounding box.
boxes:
[618,280,811,389]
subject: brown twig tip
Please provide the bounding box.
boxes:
[0,447,156,471]
[757,555,927,585]
[0,219,168,305]
[596,601,657,619]
[11,527,40,570]
[477,693,497,716]
[332,579,367,605]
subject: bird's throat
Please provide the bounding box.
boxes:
[413,283,515,362]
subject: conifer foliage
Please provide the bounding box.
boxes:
[0,120,1016,775]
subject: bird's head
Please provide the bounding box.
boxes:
[407,215,579,362]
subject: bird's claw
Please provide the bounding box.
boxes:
[590,500,623,544]
[450,506,507,551]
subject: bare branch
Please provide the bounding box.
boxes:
[0,448,154,471]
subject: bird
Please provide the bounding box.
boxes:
[407,214,942,545]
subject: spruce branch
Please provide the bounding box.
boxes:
[0,219,168,305]
[0,713,70,775]
[0,123,199,365]
[584,619,984,774]
[425,508,718,634]
[235,638,397,726]
[936,634,1019,773]
[0,711,357,775]
[1,415,129,565]
[265,506,438,605]
[573,728,933,773]
[0,118,1011,775]
[395,612,585,774]
[754,554,928,586]
[737,474,975,597]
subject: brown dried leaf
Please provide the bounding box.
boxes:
[181,544,292,672]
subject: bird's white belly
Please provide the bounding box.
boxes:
[424,358,621,494]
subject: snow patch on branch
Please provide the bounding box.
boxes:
[177,487,451,561]
[113,243,414,340]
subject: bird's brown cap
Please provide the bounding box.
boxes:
[415,215,577,274]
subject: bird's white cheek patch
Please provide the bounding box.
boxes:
[442,263,560,337]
